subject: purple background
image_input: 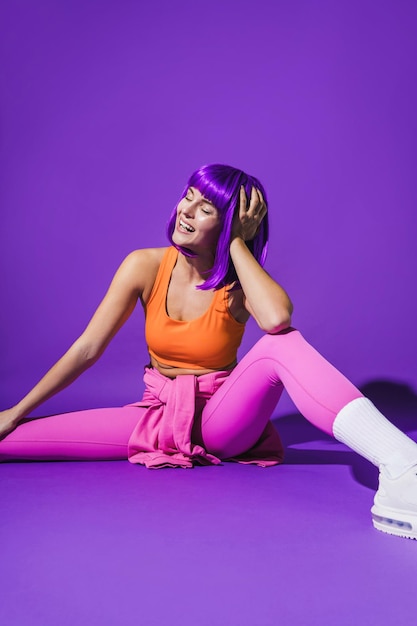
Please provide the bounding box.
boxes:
[2,3,417,625]
[1,0,416,414]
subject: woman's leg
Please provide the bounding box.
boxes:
[201,329,362,458]
[0,407,142,461]
[201,329,417,538]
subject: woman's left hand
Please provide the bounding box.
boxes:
[231,186,267,242]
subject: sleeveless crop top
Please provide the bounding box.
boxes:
[145,247,246,370]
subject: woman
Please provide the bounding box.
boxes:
[1,164,416,539]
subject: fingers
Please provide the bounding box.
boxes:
[239,185,248,218]
[240,186,264,209]
[237,186,267,241]
[257,188,268,220]
[246,186,267,218]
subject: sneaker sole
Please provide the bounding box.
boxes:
[371,504,417,540]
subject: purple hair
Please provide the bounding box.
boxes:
[166,164,269,290]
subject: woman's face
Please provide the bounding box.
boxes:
[172,186,222,253]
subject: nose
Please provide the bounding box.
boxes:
[183,202,196,218]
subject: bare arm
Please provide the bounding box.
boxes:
[0,248,162,435]
[229,187,293,333]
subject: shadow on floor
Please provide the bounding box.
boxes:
[271,379,417,490]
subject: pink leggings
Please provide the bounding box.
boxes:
[0,329,363,461]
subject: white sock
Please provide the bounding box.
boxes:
[332,397,417,479]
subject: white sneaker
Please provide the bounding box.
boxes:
[371,465,417,539]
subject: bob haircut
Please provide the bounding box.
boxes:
[166,164,269,290]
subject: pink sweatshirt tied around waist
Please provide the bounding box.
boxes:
[126,367,284,469]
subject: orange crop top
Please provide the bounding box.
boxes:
[145,247,246,370]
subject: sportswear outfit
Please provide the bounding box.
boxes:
[2,247,417,538]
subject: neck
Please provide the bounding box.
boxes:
[176,249,215,285]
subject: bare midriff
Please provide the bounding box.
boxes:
[149,355,236,379]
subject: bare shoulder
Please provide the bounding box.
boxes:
[120,247,167,302]
[125,247,167,267]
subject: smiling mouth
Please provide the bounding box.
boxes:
[179,219,195,233]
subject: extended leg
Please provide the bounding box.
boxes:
[0,407,142,461]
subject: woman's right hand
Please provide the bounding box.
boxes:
[0,408,21,439]
[0,249,162,427]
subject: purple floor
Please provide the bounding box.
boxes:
[2,387,417,626]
